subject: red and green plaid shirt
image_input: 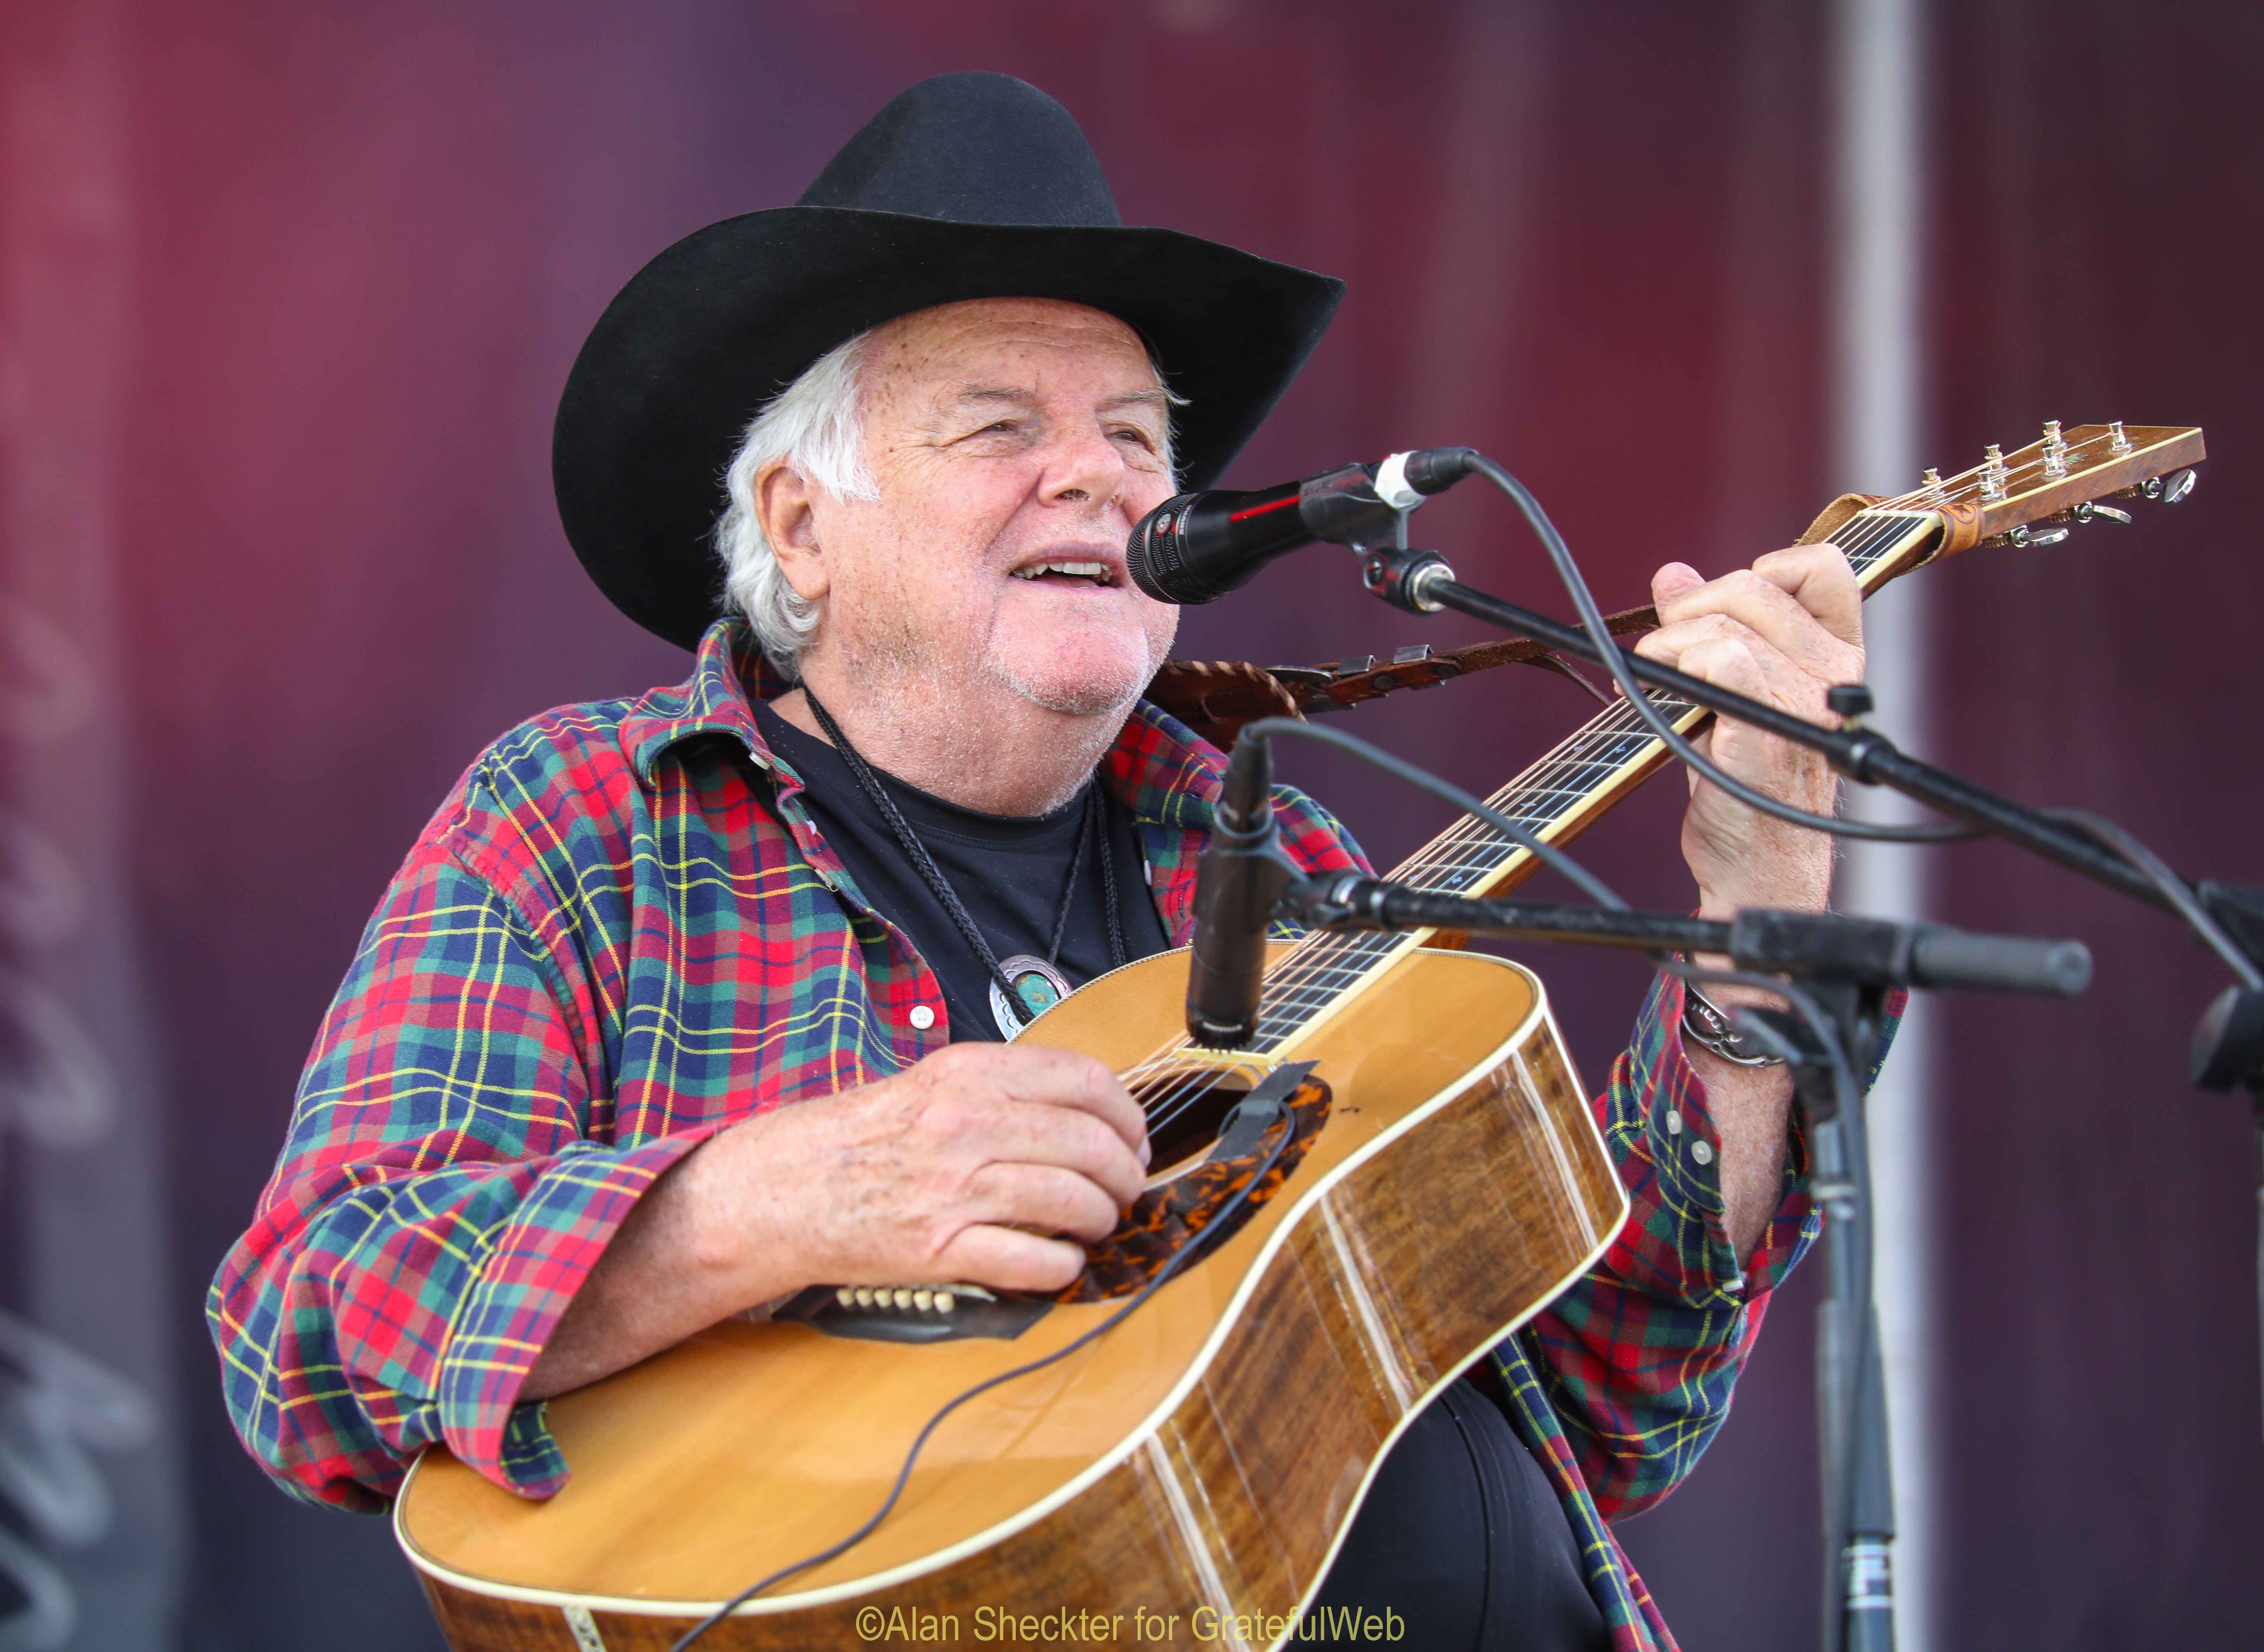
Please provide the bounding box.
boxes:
[209,616,1841,1652]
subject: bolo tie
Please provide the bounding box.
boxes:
[802,689,1129,1037]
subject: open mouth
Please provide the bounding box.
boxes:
[1010,559,1118,588]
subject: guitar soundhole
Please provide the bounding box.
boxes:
[1062,1067,1332,1303]
[1133,1071,1252,1176]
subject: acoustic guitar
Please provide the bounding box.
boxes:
[397,425,2202,1651]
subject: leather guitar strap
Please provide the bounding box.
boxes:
[1143,494,1883,750]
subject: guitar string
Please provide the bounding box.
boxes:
[1145,437,2153,1208]
[1240,495,1991,1058]
[1138,506,1921,1086]
[1123,437,2135,1106]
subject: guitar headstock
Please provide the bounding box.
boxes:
[1898,421,2204,558]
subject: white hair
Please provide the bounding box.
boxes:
[714,329,880,676]
[713,317,1183,678]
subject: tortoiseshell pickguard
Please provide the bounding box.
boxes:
[1056,1072,1333,1303]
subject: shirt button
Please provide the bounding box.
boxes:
[1691,1139,1715,1166]
[908,1005,937,1031]
[1665,1108,1683,1136]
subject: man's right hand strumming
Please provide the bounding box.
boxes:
[522,1043,1149,1400]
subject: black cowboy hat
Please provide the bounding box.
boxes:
[553,72,1345,649]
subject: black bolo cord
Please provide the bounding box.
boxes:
[803,687,1122,1026]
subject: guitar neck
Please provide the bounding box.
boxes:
[1395,504,1938,898]
[1238,421,2202,1061]
[1240,510,1934,1058]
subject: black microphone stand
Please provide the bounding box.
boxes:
[1275,880,2091,1652]
[1350,544,2264,1438]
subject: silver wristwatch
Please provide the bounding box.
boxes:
[1680,981,1787,1067]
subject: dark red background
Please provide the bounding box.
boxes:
[10,1,2258,1646]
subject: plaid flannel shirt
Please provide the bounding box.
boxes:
[210,616,1846,1652]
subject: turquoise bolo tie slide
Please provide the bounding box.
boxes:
[992,953,1073,1037]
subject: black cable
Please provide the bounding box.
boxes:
[2046,808,2264,992]
[1235,715,1627,910]
[802,687,1062,1025]
[1465,452,1976,844]
[1096,784,1129,970]
[668,1110,1297,1650]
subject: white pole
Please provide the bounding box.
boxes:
[1831,2,1935,1650]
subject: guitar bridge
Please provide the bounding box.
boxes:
[776,1281,1051,1343]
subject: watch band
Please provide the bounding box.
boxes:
[1680,980,1787,1067]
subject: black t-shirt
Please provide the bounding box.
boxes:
[754,702,1606,1646]
[755,702,1170,1040]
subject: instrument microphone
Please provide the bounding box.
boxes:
[1127,447,1479,604]
[1185,735,1301,1048]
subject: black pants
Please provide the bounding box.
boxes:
[1304,1378,1611,1650]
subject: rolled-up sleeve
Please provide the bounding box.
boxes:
[1519,974,1901,1517]
[206,835,711,1510]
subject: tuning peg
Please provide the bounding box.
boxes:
[2042,420,2069,479]
[1981,444,2009,502]
[2108,420,2133,456]
[2140,468,2197,503]
[2072,500,2132,524]
[1921,466,1943,491]
[2005,522,2071,548]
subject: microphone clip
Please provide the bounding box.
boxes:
[1297,461,1414,555]
[1359,546,1456,615]
[1185,734,1304,1049]
[1126,448,1481,606]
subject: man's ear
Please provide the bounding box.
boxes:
[757,462,828,602]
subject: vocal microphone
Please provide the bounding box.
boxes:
[1127,447,1479,604]
[1184,735,1303,1048]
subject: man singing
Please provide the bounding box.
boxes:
[211,73,1865,1650]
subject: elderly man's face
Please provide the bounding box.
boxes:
[787,298,1181,719]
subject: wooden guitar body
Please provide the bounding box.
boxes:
[398,945,1627,1651]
